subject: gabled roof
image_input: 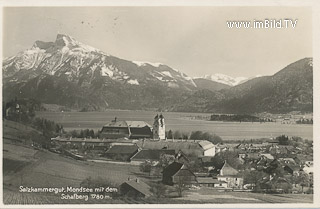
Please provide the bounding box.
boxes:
[105,144,139,154]
[175,151,190,162]
[162,162,196,180]
[163,162,184,177]
[122,179,152,197]
[103,120,128,127]
[126,121,152,128]
[260,153,274,160]
[198,140,215,150]
[220,161,239,176]
[173,169,196,178]
[130,149,175,161]
[103,121,151,128]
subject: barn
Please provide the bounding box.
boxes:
[162,162,197,186]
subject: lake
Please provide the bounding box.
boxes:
[36,110,313,140]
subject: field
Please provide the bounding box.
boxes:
[36,110,313,140]
[3,143,143,204]
[179,187,313,204]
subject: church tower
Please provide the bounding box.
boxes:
[153,113,165,140]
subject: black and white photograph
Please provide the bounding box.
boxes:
[0,1,319,208]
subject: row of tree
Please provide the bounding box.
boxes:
[210,114,274,123]
[65,129,99,138]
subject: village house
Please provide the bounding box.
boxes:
[216,161,243,189]
[303,162,313,175]
[278,157,297,166]
[196,177,227,188]
[284,165,303,175]
[260,153,274,160]
[120,178,152,198]
[215,143,229,153]
[162,162,197,186]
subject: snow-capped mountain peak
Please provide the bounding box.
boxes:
[132,61,163,67]
[55,34,104,53]
[200,74,248,86]
[3,34,197,90]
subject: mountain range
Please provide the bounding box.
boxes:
[2,34,313,113]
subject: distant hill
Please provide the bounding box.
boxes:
[172,58,313,113]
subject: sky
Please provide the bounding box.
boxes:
[2,7,312,78]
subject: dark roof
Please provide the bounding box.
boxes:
[104,120,128,127]
[284,165,302,172]
[122,179,152,197]
[197,177,221,184]
[130,149,175,161]
[200,156,215,163]
[103,121,151,128]
[163,162,184,177]
[106,144,139,154]
[175,151,190,162]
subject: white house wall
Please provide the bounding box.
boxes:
[203,147,215,156]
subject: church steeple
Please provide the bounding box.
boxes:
[153,113,165,140]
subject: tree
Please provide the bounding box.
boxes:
[298,172,310,193]
[185,158,203,173]
[167,130,173,139]
[219,151,243,170]
[277,135,289,145]
[190,131,203,140]
[243,169,268,192]
[209,134,223,144]
[175,176,189,197]
[150,182,167,198]
[89,129,95,138]
[181,132,189,139]
[189,131,223,144]
[158,154,175,169]
[139,160,152,176]
[173,130,182,139]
